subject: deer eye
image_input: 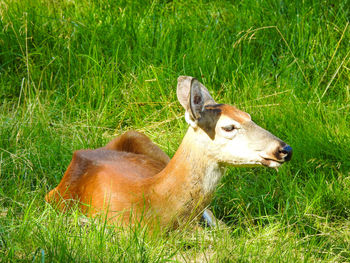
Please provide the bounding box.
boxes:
[222,125,236,132]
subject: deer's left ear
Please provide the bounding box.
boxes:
[177,76,215,126]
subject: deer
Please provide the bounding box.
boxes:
[45,76,292,229]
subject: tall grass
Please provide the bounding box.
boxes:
[1,0,349,261]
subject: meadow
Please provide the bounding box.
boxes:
[0,0,349,261]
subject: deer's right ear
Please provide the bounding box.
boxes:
[177,76,215,127]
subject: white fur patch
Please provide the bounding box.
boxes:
[202,163,223,194]
[185,112,198,128]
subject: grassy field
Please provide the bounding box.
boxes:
[1,0,349,261]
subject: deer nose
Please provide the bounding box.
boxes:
[279,145,292,162]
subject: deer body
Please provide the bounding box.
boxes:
[46,76,292,229]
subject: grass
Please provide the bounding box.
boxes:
[0,0,349,261]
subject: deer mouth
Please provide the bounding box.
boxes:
[260,157,284,168]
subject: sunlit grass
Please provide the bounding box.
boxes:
[1,0,349,261]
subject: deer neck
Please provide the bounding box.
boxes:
[154,127,224,220]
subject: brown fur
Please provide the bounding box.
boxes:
[206,104,251,124]
[220,104,251,123]
[104,131,170,166]
[45,129,219,228]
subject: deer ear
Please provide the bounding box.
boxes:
[177,76,215,122]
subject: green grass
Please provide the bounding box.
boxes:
[1,0,349,261]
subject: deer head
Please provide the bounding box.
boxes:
[177,76,292,168]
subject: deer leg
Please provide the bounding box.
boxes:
[200,208,217,228]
